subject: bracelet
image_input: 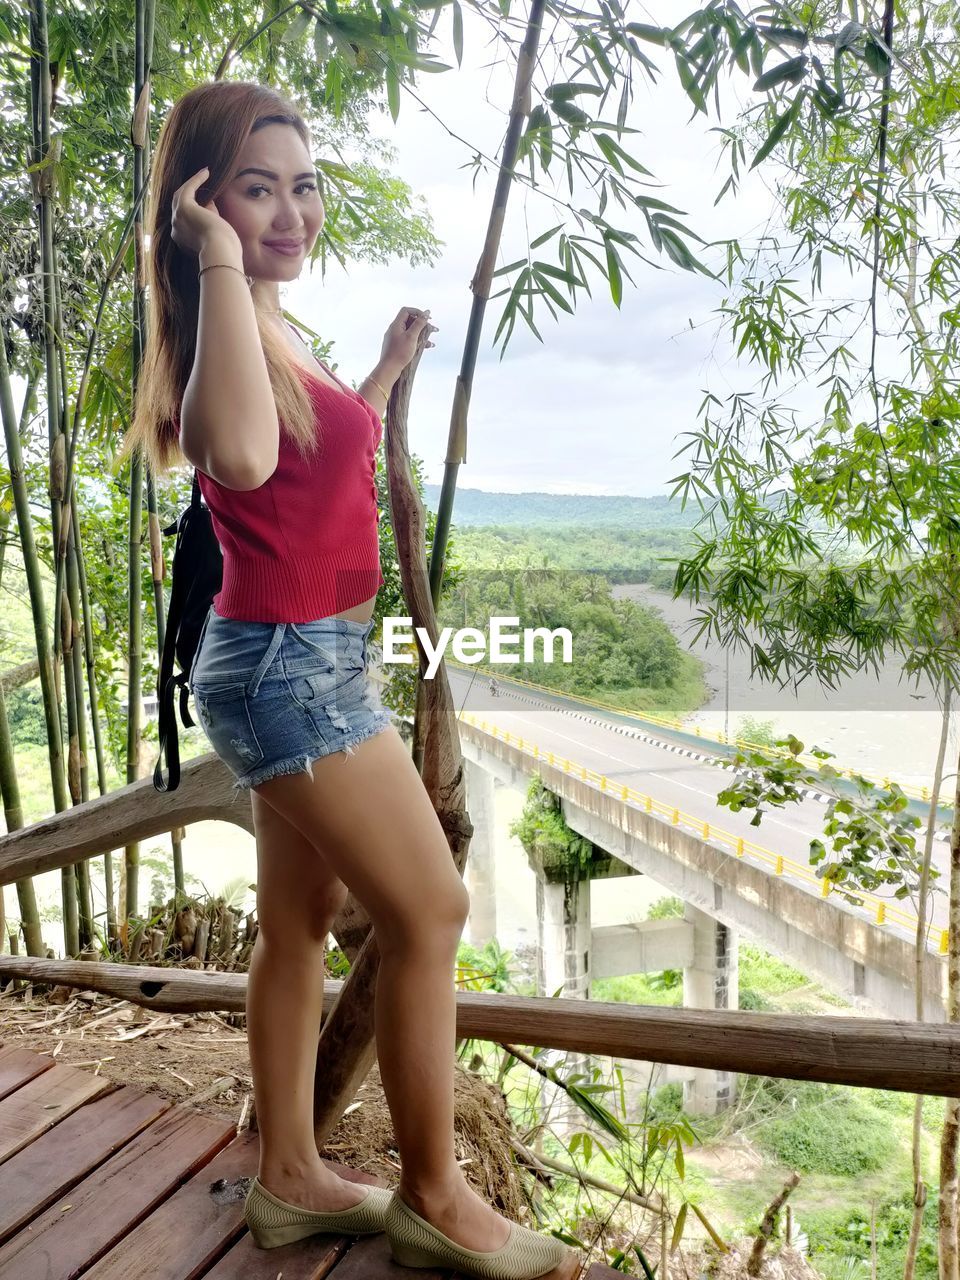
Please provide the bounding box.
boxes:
[198,262,249,282]
[367,374,391,401]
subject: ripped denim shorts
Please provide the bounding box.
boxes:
[187,603,396,797]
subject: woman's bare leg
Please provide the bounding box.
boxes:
[246,789,369,1210]
[254,725,576,1278]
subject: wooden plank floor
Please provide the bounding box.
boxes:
[0,1043,619,1280]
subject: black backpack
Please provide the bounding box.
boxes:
[153,470,223,792]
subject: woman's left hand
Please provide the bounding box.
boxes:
[380,307,438,373]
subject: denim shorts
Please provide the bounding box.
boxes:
[187,603,396,796]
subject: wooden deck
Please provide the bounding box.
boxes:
[0,1042,619,1280]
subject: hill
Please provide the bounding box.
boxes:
[423,487,697,529]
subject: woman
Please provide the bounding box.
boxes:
[123,81,578,1280]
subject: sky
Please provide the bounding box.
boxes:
[279,1,788,499]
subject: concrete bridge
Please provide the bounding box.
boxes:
[452,685,947,1117]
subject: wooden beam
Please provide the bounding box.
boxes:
[0,756,254,887]
[2,956,959,1096]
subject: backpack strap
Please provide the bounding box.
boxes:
[153,471,201,793]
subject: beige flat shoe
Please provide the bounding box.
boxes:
[384,1190,576,1279]
[244,1174,391,1249]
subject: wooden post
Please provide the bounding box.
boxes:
[310,331,475,1142]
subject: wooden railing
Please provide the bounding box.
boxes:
[3,752,959,1100]
[1,956,958,1098]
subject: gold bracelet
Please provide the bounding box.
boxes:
[367,374,390,401]
[198,262,250,282]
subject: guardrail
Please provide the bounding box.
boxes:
[447,659,950,810]
[457,709,949,957]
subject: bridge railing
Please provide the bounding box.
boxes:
[458,710,948,955]
[448,658,948,809]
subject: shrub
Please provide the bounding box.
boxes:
[756,1090,897,1175]
[805,1194,937,1280]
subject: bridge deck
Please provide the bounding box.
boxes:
[0,1042,617,1280]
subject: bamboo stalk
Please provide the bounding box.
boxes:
[0,454,41,957]
[71,498,116,947]
[28,0,76,954]
[425,0,545,603]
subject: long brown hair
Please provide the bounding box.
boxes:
[119,80,321,477]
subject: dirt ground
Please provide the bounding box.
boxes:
[0,983,531,1212]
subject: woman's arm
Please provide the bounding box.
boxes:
[179,235,280,490]
[357,358,404,419]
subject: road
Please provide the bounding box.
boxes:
[446,665,950,940]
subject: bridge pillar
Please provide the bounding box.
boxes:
[464,759,498,947]
[536,873,591,1001]
[682,903,739,1116]
[533,870,592,1137]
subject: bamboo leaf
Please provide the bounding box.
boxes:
[617,77,630,131]
[530,224,563,249]
[553,99,590,126]
[385,61,400,122]
[546,81,604,100]
[452,0,463,67]
[604,237,623,306]
[634,1245,658,1280]
[282,9,312,42]
[596,133,624,175]
[595,132,653,175]
[535,261,578,283]
[834,19,863,50]
[732,28,753,73]
[658,226,712,275]
[670,1202,689,1252]
[751,94,803,168]
[625,21,667,45]
[405,50,452,72]
[491,257,529,278]
[328,26,358,67]
[864,36,891,77]
[756,25,809,47]
[675,53,707,113]
[753,55,808,92]
[688,1201,729,1251]
[312,20,330,61]
[532,268,575,313]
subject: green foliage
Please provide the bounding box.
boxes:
[438,566,697,706]
[734,715,778,747]
[714,736,936,907]
[644,1080,684,1126]
[755,1088,897,1176]
[647,895,683,919]
[737,986,773,1010]
[804,1195,938,1280]
[455,937,518,992]
[510,776,597,879]
[590,971,682,1008]
[737,942,811,995]
[663,3,960,715]
[5,684,47,747]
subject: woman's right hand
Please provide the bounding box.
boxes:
[171,166,243,259]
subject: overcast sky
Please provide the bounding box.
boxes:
[281,0,793,498]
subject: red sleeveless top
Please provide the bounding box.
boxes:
[174,353,384,623]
